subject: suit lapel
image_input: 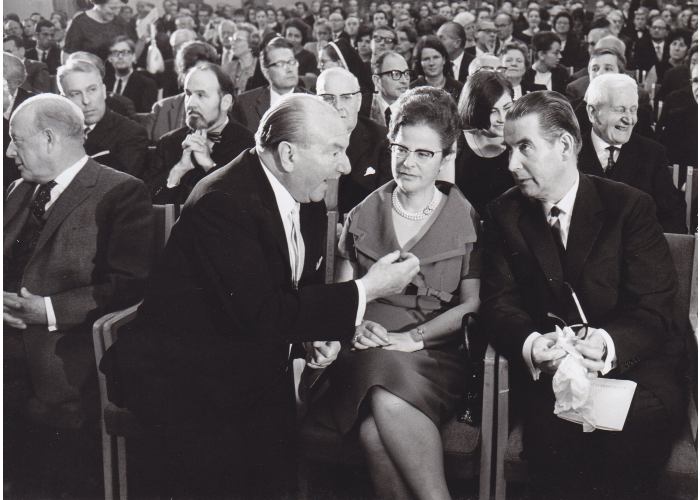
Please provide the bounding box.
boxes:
[32,160,99,257]
[579,132,605,175]
[3,181,35,253]
[564,175,605,287]
[255,88,270,120]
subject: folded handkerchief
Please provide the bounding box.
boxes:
[364,166,376,176]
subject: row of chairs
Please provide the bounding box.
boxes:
[91,189,697,500]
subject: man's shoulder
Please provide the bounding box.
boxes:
[581,173,654,210]
[623,132,664,155]
[103,109,148,136]
[152,92,184,112]
[353,115,388,140]
[224,119,256,140]
[81,158,147,192]
[187,149,258,202]
[158,125,188,144]
[130,70,157,88]
[235,86,267,103]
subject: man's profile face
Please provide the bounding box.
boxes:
[586,28,607,53]
[7,111,53,183]
[61,69,107,125]
[504,113,569,202]
[375,53,409,101]
[184,68,229,130]
[317,73,362,133]
[588,54,619,80]
[262,47,299,91]
[437,24,462,57]
[589,90,637,145]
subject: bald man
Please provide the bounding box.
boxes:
[102,94,420,498]
[317,68,391,213]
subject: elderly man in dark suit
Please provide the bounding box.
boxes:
[101,94,420,499]
[231,37,308,133]
[481,90,684,500]
[4,94,153,499]
[578,73,685,233]
[58,59,149,179]
[146,63,255,204]
[437,21,474,84]
[3,34,51,93]
[316,67,391,215]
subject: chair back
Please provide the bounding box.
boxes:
[323,178,339,285]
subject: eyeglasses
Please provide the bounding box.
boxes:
[651,25,667,30]
[266,58,299,69]
[389,143,442,162]
[377,69,412,80]
[109,49,133,57]
[494,23,510,28]
[319,90,362,106]
[546,280,590,339]
[372,35,396,44]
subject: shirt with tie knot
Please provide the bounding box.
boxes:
[590,129,621,173]
[541,174,579,249]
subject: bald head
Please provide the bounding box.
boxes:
[317,67,362,133]
[469,54,501,75]
[3,52,26,91]
[13,94,85,140]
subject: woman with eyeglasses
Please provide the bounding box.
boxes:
[409,35,463,104]
[454,71,515,217]
[321,87,480,500]
[500,41,546,99]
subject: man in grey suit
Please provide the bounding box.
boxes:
[231,37,308,133]
[3,94,153,498]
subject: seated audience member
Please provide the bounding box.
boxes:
[370,25,398,66]
[316,67,391,213]
[356,25,373,63]
[100,93,419,499]
[437,21,474,83]
[657,64,698,172]
[481,90,684,500]
[369,51,411,127]
[63,0,137,61]
[147,63,254,204]
[552,11,584,69]
[219,22,257,96]
[284,18,318,78]
[4,94,153,499]
[317,38,374,117]
[453,11,477,52]
[4,53,34,187]
[657,42,697,101]
[454,70,515,217]
[395,25,417,68]
[58,60,149,178]
[157,28,198,98]
[518,7,542,45]
[105,36,158,113]
[232,37,309,133]
[501,42,547,99]
[578,74,686,233]
[644,28,692,97]
[410,35,463,103]
[522,31,569,94]
[569,19,612,81]
[3,35,51,93]
[25,20,61,76]
[475,19,498,56]
[317,86,480,500]
[303,18,332,58]
[147,40,220,141]
[633,15,668,73]
[565,35,627,101]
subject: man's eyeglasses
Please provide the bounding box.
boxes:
[651,25,668,30]
[389,143,441,162]
[109,50,133,58]
[377,69,412,80]
[372,35,396,44]
[319,90,362,106]
[266,58,299,69]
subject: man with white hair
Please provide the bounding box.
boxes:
[578,73,686,233]
[317,67,391,213]
[4,93,153,499]
[102,93,419,498]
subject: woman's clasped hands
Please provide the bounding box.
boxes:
[352,320,424,353]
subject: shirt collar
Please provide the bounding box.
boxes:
[270,86,294,106]
[590,126,621,150]
[452,50,464,67]
[259,155,299,220]
[53,155,89,189]
[542,173,579,219]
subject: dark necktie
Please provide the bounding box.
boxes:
[384,107,392,127]
[605,145,617,174]
[115,78,123,96]
[549,205,566,259]
[5,181,57,292]
[41,50,47,63]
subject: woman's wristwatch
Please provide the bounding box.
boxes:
[410,327,426,349]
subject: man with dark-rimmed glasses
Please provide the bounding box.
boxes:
[370,50,410,128]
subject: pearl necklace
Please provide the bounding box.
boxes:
[392,186,441,221]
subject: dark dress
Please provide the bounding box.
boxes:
[327,181,481,433]
[63,12,136,60]
[409,76,464,104]
[296,48,319,76]
[454,133,514,218]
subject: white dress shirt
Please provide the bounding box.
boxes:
[521,174,617,379]
[452,50,464,78]
[590,129,621,171]
[260,160,366,326]
[534,70,553,90]
[269,86,295,108]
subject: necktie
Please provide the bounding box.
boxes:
[114,78,123,95]
[655,43,663,60]
[32,181,57,219]
[41,50,47,63]
[384,107,392,127]
[223,49,232,65]
[289,205,305,289]
[549,205,566,257]
[605,145,617,173]
[451,60,458,80]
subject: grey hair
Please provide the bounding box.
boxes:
[3,52,26,88]
[57,59,102,95]
[586,73,637,108]
[316,67,360,92]
[13,94,85,141]
[255,93,330,149]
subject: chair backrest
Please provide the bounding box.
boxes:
[669,164,680,189]
[151,204,179,256]
[665,233,696,334]
[324,178,340,285]
[685,167,697,234]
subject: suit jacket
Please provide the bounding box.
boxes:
[454,49,475,83]
[3,159,153,424]
[480,173,684,421]
[521,65,570,95]
[144,92,186,142]
[146,119,255,204]
[21,58,51,93]
[633,35,661,72]
[85,109,149,178]
[339,115,392,215]
[25,46,61,75]
[101,148,359,432]
[105,70,159,113]
[577,132,686,234]
[230,86,309,134]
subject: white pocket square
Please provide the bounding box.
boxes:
[364,166,376,176]
[315,256,324,270]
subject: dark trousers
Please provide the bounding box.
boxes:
[519,375,675,500]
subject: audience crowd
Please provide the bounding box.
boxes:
[3,0,698,498]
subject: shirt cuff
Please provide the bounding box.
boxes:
[595,328,617,374]
[353,279,366,326]
[522,331,542,380]
[44,296,57,332]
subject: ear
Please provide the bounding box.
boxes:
[559,131,575,159]
[372,74,381,92]
[261,65,270,82]
[42,128,57,151]
[277,141,295,173]
[221,93,233,112]
[585,103,596,124]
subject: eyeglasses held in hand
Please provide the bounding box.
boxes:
[319,90,362,106]
[377,69,412,80]
[266,58,299,69]
[389,143,441,162]
[546,280,590,339]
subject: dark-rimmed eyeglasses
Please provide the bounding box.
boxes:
[109,49,133,58]
[372,35,396,44]
[377,69,412,80]
[266,58,299,69]
[389,143,442,162]
[319,90,362,106]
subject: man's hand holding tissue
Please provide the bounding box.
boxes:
[574,329,608,375]
[531,332,567,375]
